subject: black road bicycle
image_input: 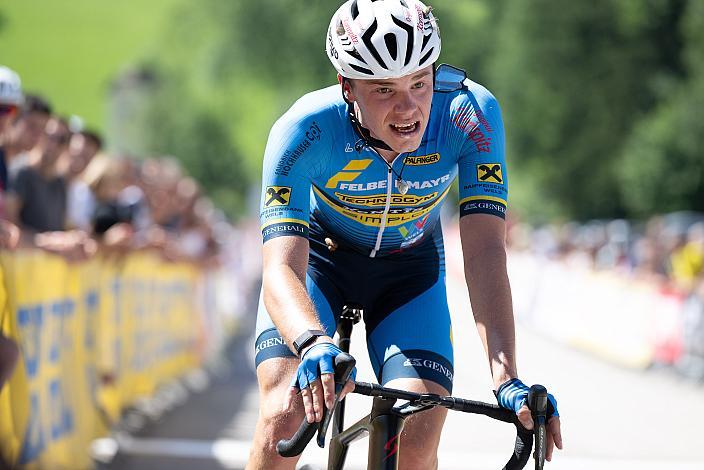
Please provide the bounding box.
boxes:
[277,305,550,470]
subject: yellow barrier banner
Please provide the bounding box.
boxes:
[0,250,206,469]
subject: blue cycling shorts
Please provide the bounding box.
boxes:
[254,223,455,393]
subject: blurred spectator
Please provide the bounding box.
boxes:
[670,222,704,291]
[135,157,182,249]
[84,154,134,248]
[144,156,183,230]
[64,130,102,230]
[0,65,21,391]
[630,236,666,283]
[117,157,151,234]
[5,94,52,180]
[0,66,23,192]
[168,178,218,262]
[5,116,70,234]
[0,66,23,215]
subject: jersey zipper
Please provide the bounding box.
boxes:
[369,152,405,258]
[369,168,393,258]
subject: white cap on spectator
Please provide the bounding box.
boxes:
[0,65,24,105]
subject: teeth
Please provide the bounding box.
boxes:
[392,122,416,132]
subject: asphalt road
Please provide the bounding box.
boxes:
[102,253,704,469]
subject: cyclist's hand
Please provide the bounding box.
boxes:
[282,341,357,424]
[496,378,563,462]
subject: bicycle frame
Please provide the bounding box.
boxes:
[332,304,362,435]
[276,304,545,470]
[328,396,405,470]
[330,305,409,469]
[328,305,442,470]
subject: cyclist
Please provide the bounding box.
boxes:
[249,1,562,468]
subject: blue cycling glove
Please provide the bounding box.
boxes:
[495,378,559,418]
[290,342,357,390]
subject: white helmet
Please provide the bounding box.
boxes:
[326,0,441,80]
[0,65,23,106]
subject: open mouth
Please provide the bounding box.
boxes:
[390,121,420,135]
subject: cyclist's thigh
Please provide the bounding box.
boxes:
[255,356,301,407]
[251,357,307,465]
[366,276,454,394]
[253,271,342,368]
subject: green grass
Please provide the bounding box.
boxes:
[0,0,184,131]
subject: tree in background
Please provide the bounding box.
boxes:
[618,0,704,217]
[108,0,498,219]
[488,0,689,222]
[103,0,702,222]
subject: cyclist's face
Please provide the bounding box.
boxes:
[345,66,433,157]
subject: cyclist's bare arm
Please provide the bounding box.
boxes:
[262,236,330,347]
[459,214,517,388]
[263,236,353,420]
[460,214,563,460]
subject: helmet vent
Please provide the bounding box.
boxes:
[361,20,387,70]
[391,16,414,66]
[350,63,374,75]
[348,48,367,64]
[419,47,434,67]
[351,0,359,20]
[422,31,432,50]
[384,33,398,61]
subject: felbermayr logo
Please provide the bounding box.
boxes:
[325,159,373,188]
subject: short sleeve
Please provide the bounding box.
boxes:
[260,115,331,243]
[455,88,508,219]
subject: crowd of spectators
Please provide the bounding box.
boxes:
[507,212,704,380]
[0,65,234,389]
[508,213,704,289]
[0,65,226,263]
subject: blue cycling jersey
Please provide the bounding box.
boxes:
[260,66,507,257]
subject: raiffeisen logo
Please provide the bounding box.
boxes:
[476,163,503,184]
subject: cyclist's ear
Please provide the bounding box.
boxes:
[340,77,355,103]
